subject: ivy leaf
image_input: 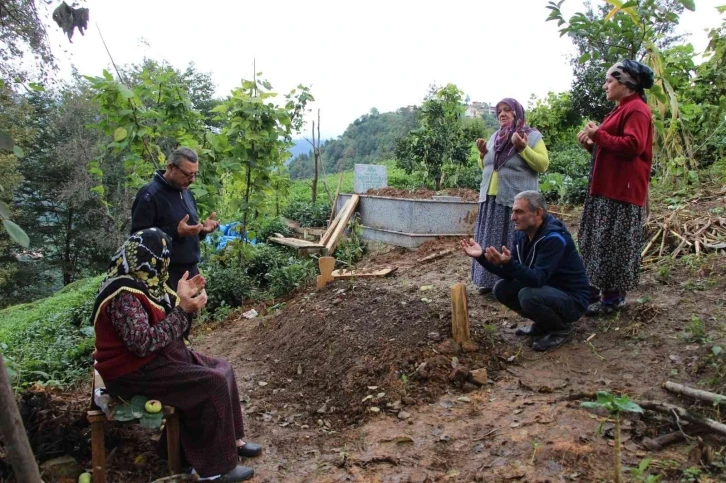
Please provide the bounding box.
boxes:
[2,219,30,247]
[0,130,14,150]
[13,146,24,158]
[113,127,128,142]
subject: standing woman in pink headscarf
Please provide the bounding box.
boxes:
[471,99,550,293]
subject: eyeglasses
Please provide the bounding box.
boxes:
[175,165,199,180]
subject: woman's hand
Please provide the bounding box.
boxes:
[577,129,594,151]
[476,138,488,158]
[511,132,528,152]
[177,272,208,313]
[584,121,599,139]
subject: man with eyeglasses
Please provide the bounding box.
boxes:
[131,147,220,291]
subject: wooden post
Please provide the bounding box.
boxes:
[165,408,181,475]
[87,411,107,483]
[0,353,42,483]
[316,256,336,288]
[451,283,471,344]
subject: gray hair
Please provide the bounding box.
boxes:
[169,147,198,167]
[514,190,547,214]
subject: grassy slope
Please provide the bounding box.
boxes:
[0,276,101,386]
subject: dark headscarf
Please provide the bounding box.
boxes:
[493,98,535,171]
[91,228,178,325]
[607,60,655,102]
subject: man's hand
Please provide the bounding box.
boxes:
[484,246,512,265]
[475,138,488,158]
[461,238,483,258]
[177,272,208,313]
[177,214,203,237]
[584,121,599,140]
[511,132,528,152]
[202,212,220,234]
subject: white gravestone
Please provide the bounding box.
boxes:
[354,164,388,194]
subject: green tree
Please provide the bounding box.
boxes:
[395,84,472,190]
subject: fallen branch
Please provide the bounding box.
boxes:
[641,431,688,451]
[663,381,726,406]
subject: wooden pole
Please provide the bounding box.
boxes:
[663,381,726,406]
[0,353,42,483]
[451,283,471,345]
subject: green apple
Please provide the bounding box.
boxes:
[78,473,91,483]
[145,399,162,413]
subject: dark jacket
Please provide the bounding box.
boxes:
[130,171,206,269]
[476,214,590,310]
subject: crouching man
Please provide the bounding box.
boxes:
[461,191,590,351]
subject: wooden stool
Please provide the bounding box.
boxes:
[88,370,182,483]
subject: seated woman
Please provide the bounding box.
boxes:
[91,228,260,482]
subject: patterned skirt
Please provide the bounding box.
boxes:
[471,195,515,289]
[578,195,645,292]
[106,340,245,478]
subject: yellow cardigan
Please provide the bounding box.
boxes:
[480,139,550,196]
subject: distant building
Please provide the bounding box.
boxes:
[465,101,496,119]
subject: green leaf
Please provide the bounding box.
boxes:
[678,0,695,11]
[580,401,605,409]
[616,400,644,414]
[636,295,651,304]
[717,5,726,14]
[578,53,591,63]
[713,346,723,357]
[130,395,148,410]
[13,146,24,158]
[28,82,45,92]
[0,130,14,150]
[91,186,105,196]
[119,85,135,100]
[80,326,94,337]
[139,412,163,429]
[113,127,128,142]
[2,219,29,247]
[112,405,137,422]
[0,201,11,219]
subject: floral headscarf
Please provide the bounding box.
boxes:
[492,98,536,171]
[92,228,177,322]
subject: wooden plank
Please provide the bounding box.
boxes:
[320,196,352,247]
[325,195,360,254]
[268,237,325,249]
[331,267,397,279]
[451,283,471,345]
[165,411,181,475]
[316,256,336,288]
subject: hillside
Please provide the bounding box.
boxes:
[287,107,416,179]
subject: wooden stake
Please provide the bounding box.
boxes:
[0,353,42,483]
[328,173,344,228]
[451,283,471,345]
[663,381,726,406]
[316,256,335,288]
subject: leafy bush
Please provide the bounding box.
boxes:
[265,258,316,298]
[0,276,102,387]
[540,146,591,204]
[281,199,331,227]
[250,216,292,242]
[245,244,292,282]
[334,214,367,266]
[203,263,257,313]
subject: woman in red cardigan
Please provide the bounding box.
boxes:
[576,60,655,315]
[92,228,260,481]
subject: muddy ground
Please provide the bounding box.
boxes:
[5,199,726,483]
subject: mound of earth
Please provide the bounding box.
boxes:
[365,187,479,201]
[245,278,497,429]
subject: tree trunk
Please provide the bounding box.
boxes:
[242,164,252,238]
[63,208,73,285]
[0,354,42,483]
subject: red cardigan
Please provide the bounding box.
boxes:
[591,94,653,207]
[93,290,162,381]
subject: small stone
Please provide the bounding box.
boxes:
[370,406,381,413]
[470,368,488,386]
[437,338,461,355]
[402,397,416,406]
[457,396,471,403]
[317,404,327,414]
[258,381,268,387]
[398,410,411,420]
[462,382,479,393]
[297,364,303,375]
[40,455,83,480]
[428,331,441,341]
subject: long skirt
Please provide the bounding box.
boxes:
[106,340,245,478]
[471,195,515,290]
[578,195,645,293]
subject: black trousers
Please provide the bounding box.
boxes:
[493,280,584,332]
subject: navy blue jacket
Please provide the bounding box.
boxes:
[130,171,206,269]
[476,214,590,310]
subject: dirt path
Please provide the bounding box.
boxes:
[187,237,726,482]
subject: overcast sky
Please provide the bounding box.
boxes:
[46,0,724,138]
